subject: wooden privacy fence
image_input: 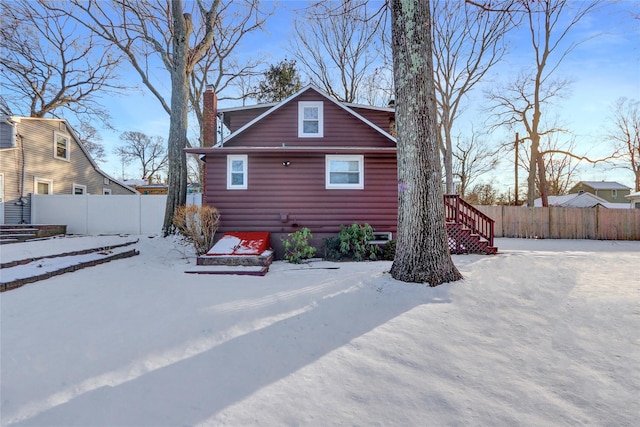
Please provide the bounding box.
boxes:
[474,205,640,240]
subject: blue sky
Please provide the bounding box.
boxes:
[96,0,640,191]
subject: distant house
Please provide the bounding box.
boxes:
[125,179,169,195]
[534,192,630,209]
[186,85,495,256]
[626,191,640,209]
[0,116,135,224]
[568,181,632,204]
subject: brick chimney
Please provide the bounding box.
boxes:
[203,85,217,147]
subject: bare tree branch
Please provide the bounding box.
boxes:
[0,0,127,125]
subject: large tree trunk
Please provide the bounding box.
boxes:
[390,0,462,286]
[443,117,454,194]
[162,5,191,235]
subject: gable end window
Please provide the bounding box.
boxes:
[227,154,248,189]
[54,132,70,161]
[298,101,323,137]
[326,155,364,189]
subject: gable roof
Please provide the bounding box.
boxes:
[219,85,396,146]
[575,181,631,191]
[534,192,608,208]
[534,192,631,208]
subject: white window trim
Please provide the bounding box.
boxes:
[53,131,70,161]
[73,183,87,195]
[611,189,617,198]
[298,101,323,138]
[34,177,53,194]
[325,155,364,189]
[227,154,248,190]
[103,188,112,195]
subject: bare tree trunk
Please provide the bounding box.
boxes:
[163,5,191,235]
[390,0,462,286]
[443,120,454,194]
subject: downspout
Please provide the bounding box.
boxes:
[218,112,224,147]
[18,132,26,223]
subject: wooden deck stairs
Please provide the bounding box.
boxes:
[444,195,497,255]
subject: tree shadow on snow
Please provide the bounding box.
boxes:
[13,276,450,426]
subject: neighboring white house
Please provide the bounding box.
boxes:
[0,116,136,224]
[625,191,640,209]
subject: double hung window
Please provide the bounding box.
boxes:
[34,177,53,194]
[298,101,323,137]
[54,132,70,161]
[227,155,248,189]
[325,155,364,189]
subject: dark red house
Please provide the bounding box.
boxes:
[186,85,398,256]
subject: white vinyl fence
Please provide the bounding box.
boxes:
[31,193,202,235]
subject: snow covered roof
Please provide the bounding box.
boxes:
[600,202,633,209]
[534,192,609,208]
[625,191,640,200]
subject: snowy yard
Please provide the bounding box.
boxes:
[1,235,639,426]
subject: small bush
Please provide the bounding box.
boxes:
[325,223,381,261]
[173,205,220,255]
[323,235,342,261]
[283,227,317,264]
[381,239,396,260]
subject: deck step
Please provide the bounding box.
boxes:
[193,232,274,274]
[185,265,269,276]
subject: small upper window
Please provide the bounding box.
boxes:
[103,188,112,195]
[612,189,618,198]
[34,177,53,194]
[298,101,323,137]
[227,154,248,189]
[73,184,87,195]
[54,132,70,161]
[326,155,364,189]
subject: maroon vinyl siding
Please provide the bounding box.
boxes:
[191,87,399,256]
[223,90,395,149]
[348,106,395,135]
[203,151,397,236]
[221,105,273,133]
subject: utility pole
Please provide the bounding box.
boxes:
[514,132,519,206]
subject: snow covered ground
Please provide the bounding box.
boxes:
[1,235,639,426]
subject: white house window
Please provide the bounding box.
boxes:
[34,177,53,194]
[73,183,87,195]
[612,189,617,198]
[298,101,323,137]
[54,132,70,161]
[103,188,112,195]
[326,155,364,189]
[227,154,248,189]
